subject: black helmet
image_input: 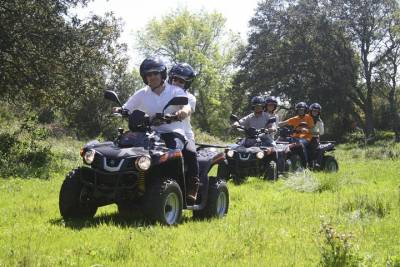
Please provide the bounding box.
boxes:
[264,96,278,111]
[168,63,196,89]
[295,102,308,115]
[251,96,265,107]
[139,57,167,85]
[309,103,322,111]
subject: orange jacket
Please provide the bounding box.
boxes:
[286,114,315,141]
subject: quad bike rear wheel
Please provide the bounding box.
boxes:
[264,160,278,180]
[59,168,97,220]
[143,179,183,225]
[322,155,339,172]
[193,177,229,219]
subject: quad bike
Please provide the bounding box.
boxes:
[59,90,229,225]
[217,114,291,185]
[276,126,338,172]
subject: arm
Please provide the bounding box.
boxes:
[278,120,289,127]
[318,120,324,135]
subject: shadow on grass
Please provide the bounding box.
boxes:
[50,212,152,230]
[49,211,198,230]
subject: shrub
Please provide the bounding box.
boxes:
[0,114,52,179]
[342,194,391,219]
[318,222,362,266]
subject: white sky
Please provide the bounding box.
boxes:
[73,0,261,68]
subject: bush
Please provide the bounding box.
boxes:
[318,222,362,266]
[0,114,52,179]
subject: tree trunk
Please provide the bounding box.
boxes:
[364,66,375,138]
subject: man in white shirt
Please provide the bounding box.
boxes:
[167,62,199,202]
[113,58,198,201]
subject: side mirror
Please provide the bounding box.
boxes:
[230,114,239,122]
[162,97,188,113]
[104,90,122,107]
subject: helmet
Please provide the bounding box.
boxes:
[139,57,167,85]
[309,103,322,112]
[251,96,265,107]
[168,63,196,89]
[295,102,308,115]
[264,96,278,111]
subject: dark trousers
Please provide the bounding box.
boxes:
[160,132,199,184]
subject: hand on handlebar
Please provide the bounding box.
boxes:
[232,121,240,128]
[112,107,129,116]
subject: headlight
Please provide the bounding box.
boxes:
[83,149,96,164]
[226,150,235,158]
[256,151,264,159]
[135,156,151,171]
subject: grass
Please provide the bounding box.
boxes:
[1,138,400,266]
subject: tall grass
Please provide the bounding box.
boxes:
[1,138,400,266]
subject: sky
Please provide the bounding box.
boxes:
[73,0,261,67]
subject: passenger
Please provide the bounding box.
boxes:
[168,62,199,201]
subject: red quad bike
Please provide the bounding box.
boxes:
[216,114,292,185]
[59,90,229,225]
[276,125,338,172]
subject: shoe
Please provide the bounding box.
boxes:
[187,177,200,202]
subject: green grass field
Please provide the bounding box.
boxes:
[1,138,400,266]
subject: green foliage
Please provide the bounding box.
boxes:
[136,8,242,137]
[0,114,52,179]
[0,0,136,138]
[318,222,362,266]
[342,194,392,219]
[232,0,359,138]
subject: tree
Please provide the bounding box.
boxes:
[328,0,400,137]
[376,10,400,141]
[0,0,134,138]
[135,8,241,136]
[232,0,358,138]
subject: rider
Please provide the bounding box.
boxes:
[309,103,324,166]
[278,102,314,166]
[167,62,199,201]
[113,57,199,202]
[233,96,277,146]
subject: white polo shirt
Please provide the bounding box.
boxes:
[183,92,196,142]
[123,83,188,137]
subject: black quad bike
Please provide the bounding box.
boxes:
[59,90,229,225]
[217,114,291,185]
[276,126,338,172]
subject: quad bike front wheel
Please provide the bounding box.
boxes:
[193,177,229,219]
[59,168,97,220]
[322,155,339,172]
[143,179,183,225]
